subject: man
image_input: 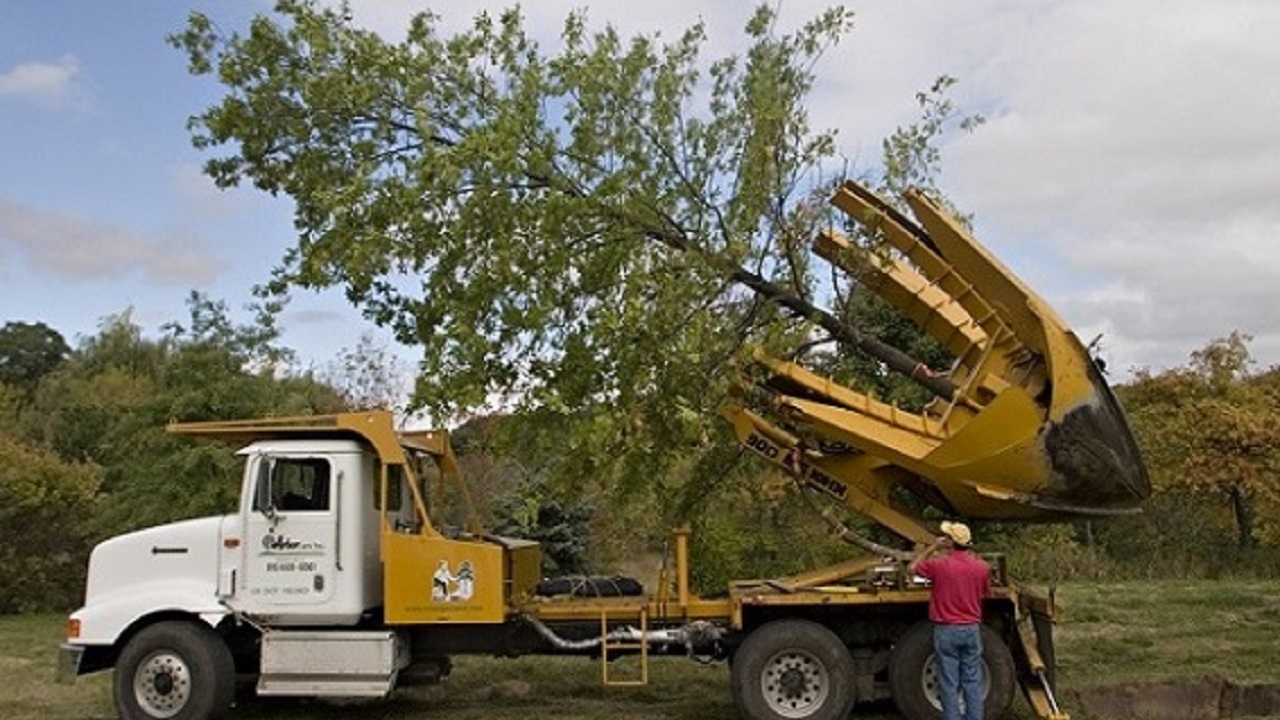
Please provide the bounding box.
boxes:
[908,521,992,720]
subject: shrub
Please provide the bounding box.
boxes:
[0,436,100,612]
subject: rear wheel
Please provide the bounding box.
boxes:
[114,621,235,720]
[731,619,855,720]
[887,622,1015,720]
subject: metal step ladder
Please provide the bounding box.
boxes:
[600,606,648,686]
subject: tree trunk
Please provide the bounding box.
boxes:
[1229,485,1256,549]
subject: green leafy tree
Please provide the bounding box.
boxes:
[30,300,345,537]
[0,384,21,437]
[0,300,353,611]
[172,2,974,522]
[0,435,100,612]
[0,321,71,399]
[1119,332,1280,556]
[490,476,594,575]
[161,290,294,371]
[879,75,984,201]
[30,314,162,470]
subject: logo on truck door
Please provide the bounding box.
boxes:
[431,559,476,602]
[260,532,327,553]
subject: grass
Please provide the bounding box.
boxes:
[233,655,743,720]
[1053,580,1280,688]
[3,613,112,719]
[10,580,1280,720]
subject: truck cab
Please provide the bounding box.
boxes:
[63,438,384,665]
[59,411,541,720]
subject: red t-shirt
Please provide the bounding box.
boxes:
[915,550,991,625]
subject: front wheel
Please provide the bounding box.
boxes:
[887,622,1015,720]
[731,619,855,720]
[114,621,235,720]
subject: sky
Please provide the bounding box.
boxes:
[3,0,1280,388]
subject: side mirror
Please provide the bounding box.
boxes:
[254,457,279,521]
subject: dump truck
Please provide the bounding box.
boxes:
[57,181,1149,720]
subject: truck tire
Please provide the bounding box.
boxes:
[731,619,855,720]
[887,622,1015,720]
[114,621,235,720]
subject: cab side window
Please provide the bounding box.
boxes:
[254,458,331,513]
[372,463,404,512]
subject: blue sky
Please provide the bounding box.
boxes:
[0,0,368,378]
[4,0,1280,390]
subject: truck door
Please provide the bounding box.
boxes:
[242,454,338,606]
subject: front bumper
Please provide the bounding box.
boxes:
[56,643,84,684]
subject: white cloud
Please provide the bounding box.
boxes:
[0,55,89,109]
[0,197,223,285]
[289,308,348,326]
[342,0,752,40]
[931,0,1280,376]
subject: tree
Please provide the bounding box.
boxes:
[322,332,411,413]
[0,300,352,612]
[1119,332,1280,553]
[161,290,294,372]
[490,476,594,575]
[172,2,975,518]
[29,301,345,537]
[0,321,70,399]
[0,434,100,612]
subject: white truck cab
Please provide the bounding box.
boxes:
[64,439,388,648]
[59,422,431,720]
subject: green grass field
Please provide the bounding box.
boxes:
[8,580,1280,720]
[1054,580,1280,687]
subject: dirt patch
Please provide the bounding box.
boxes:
[1063,678,1280,719]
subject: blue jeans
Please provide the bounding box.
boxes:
[934,623,983,720]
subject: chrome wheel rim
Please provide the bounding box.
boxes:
[760,648,830,718]
[132,649,192,719]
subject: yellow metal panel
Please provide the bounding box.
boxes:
[915,387,1057,515]
[751,351,947,438]
[829,183,1015,354]
[903,189,1056,356]
[169,411,410,467]
[815,230,988,360]
[780,397,939,464]
[383,531,506,624]
[505,541,542,603]
[1038,319,1101,419]
[924,386,1042,470]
